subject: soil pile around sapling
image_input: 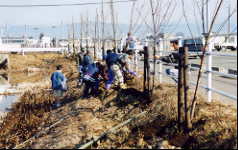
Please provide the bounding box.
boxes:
[92,83,237,149]
[0,53,237,149]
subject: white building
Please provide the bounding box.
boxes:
[58,39,69,47]
[210,33,237,51]
[26,38,38,47]
[39,36,51,48]
[0,37,26,48]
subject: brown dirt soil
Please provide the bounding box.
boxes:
[0,54,237,149]
[7,53,76,85]
[9,53,61,72]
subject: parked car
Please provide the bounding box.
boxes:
[170,38,203,59]
[183,38,203,58]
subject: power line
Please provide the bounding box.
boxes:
[0,0,137,8]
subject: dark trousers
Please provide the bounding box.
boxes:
[83,80,99,97]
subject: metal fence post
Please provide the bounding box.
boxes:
[207,38,213,102]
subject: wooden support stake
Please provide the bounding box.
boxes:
[143,47,147,93]
[178,47,184,130]
[143,46,150,99]
[147,48,151,97]
[183,47,192,131]
[101,0,105,59]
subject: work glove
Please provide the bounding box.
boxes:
[128,70,137,76]
[105,83,112,90]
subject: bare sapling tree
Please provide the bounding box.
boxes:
[96,10,100,60]
[149,0,157,96]
[148,0,177,94]
[129,1,136,33]
[110,0,117,51]
[67,26,71,54]
[72,17,76,57]
[190,0,224,121]
[177,0,225,132]
[80,15,84,52]
[128,0,149,35]
[94,9,99,60]
[101,0,105,58]
[86,12,89,52]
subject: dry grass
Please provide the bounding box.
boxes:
[94,80,237,149]
[0,90,53,148]
[9,53,61,72]
[0,53,79,148]
[7,53,77,84]
[0,54,236,149]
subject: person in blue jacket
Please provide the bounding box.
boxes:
[105,50,126,89]
[82,62,102,98]
[82,50,93,73]
[51,65,67,107]
[77,50,86,87]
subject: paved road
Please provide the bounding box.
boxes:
[190,51,237,70]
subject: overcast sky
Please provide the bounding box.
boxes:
[0,0,236,36]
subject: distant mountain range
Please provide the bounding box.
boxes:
[0,22,236,39]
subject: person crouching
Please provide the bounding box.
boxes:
[82,62,101,99]
[105,50,126,89]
